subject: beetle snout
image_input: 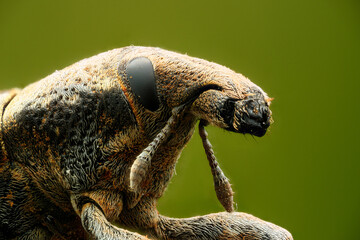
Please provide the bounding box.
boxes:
[236,98,271,137]
[221,88,272,137]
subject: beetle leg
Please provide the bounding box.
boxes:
[72,197,149,240]
[199,120,234,212]
[129,104,186,201]
[81,202,149,240]
[155,212,293,240]
[118,197,292,240]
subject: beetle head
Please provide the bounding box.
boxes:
[120,46,272,137]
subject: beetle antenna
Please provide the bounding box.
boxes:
[199,120,234,212]
[130,104,186,196]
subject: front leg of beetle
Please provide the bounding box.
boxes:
[119,198,292,240]
[155,212,293,240]
[80,203,149,240]
[71,194,149,240]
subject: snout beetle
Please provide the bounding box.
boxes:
[0,46,292,239]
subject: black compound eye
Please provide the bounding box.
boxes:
[126,57,160,111]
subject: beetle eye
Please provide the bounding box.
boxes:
[126,57,160,111]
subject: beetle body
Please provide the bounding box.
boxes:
[0,47,291,239]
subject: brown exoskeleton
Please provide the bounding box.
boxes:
[0,46,292,239]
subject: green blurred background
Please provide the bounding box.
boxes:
[1,0,359,239]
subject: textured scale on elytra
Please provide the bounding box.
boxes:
[0,46,291,240]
